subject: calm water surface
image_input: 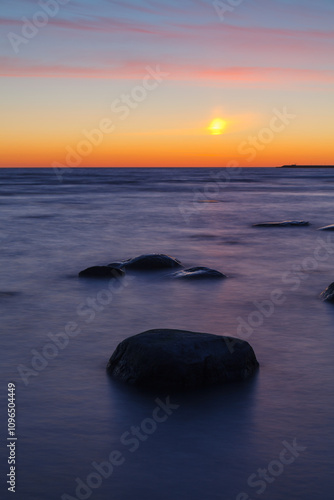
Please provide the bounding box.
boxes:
[0,168,333,499]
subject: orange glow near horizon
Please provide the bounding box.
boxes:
[2,128,333,168]
[1,90,333,168]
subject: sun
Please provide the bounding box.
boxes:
[208,118,227,135]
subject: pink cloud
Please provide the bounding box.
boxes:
[0,18,22,26]
[1,13,332,62]
[191,66,334,84]
[0,15,158,34]
[175,22,334,56]
[1,56,333,87]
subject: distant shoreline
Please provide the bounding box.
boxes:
[278,165,334,168]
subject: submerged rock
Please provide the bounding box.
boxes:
[171,267,227,280]
[79,266,125,279]
[318,224,334,231]
[107,329,259,390]
[253,220,310,227]
[320,282,334,302]
[108,253,182,271]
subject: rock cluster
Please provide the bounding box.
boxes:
[79,254,226,280]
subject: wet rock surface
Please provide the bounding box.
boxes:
[171,267,227,280]
[253,220,310,227]
[320,282,334,302]
[107,329,259,390]
[79,266,125,279]
[108,253,182,271]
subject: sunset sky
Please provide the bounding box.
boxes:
[1,0,333,167]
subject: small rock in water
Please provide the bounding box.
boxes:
[171,267,227,280]
[253,220,310,227]
[79,266,125,279]
[108,253,182,271]
[320,282,334,302]
[318,224,334,231]
[107,329,259,390]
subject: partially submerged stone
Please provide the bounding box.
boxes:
[171,267,227,280]
[108,254,182,271]
[79,266,125,279]
[320,282,334,302]
[253,220,310,227]
[318,224,334,231]
[107,329,259,390]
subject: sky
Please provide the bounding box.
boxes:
[0,0,333,167]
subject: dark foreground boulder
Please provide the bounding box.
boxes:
[108,254,182,271]
[318,224,334,231]
[107,329,259,390]
[79,266,125,279]
[320,282,334,302]
[253,220,310,227]
[171,267,227,280]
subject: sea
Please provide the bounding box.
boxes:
[0,167,333,500]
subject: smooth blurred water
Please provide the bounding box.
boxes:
[0,167,334,500]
